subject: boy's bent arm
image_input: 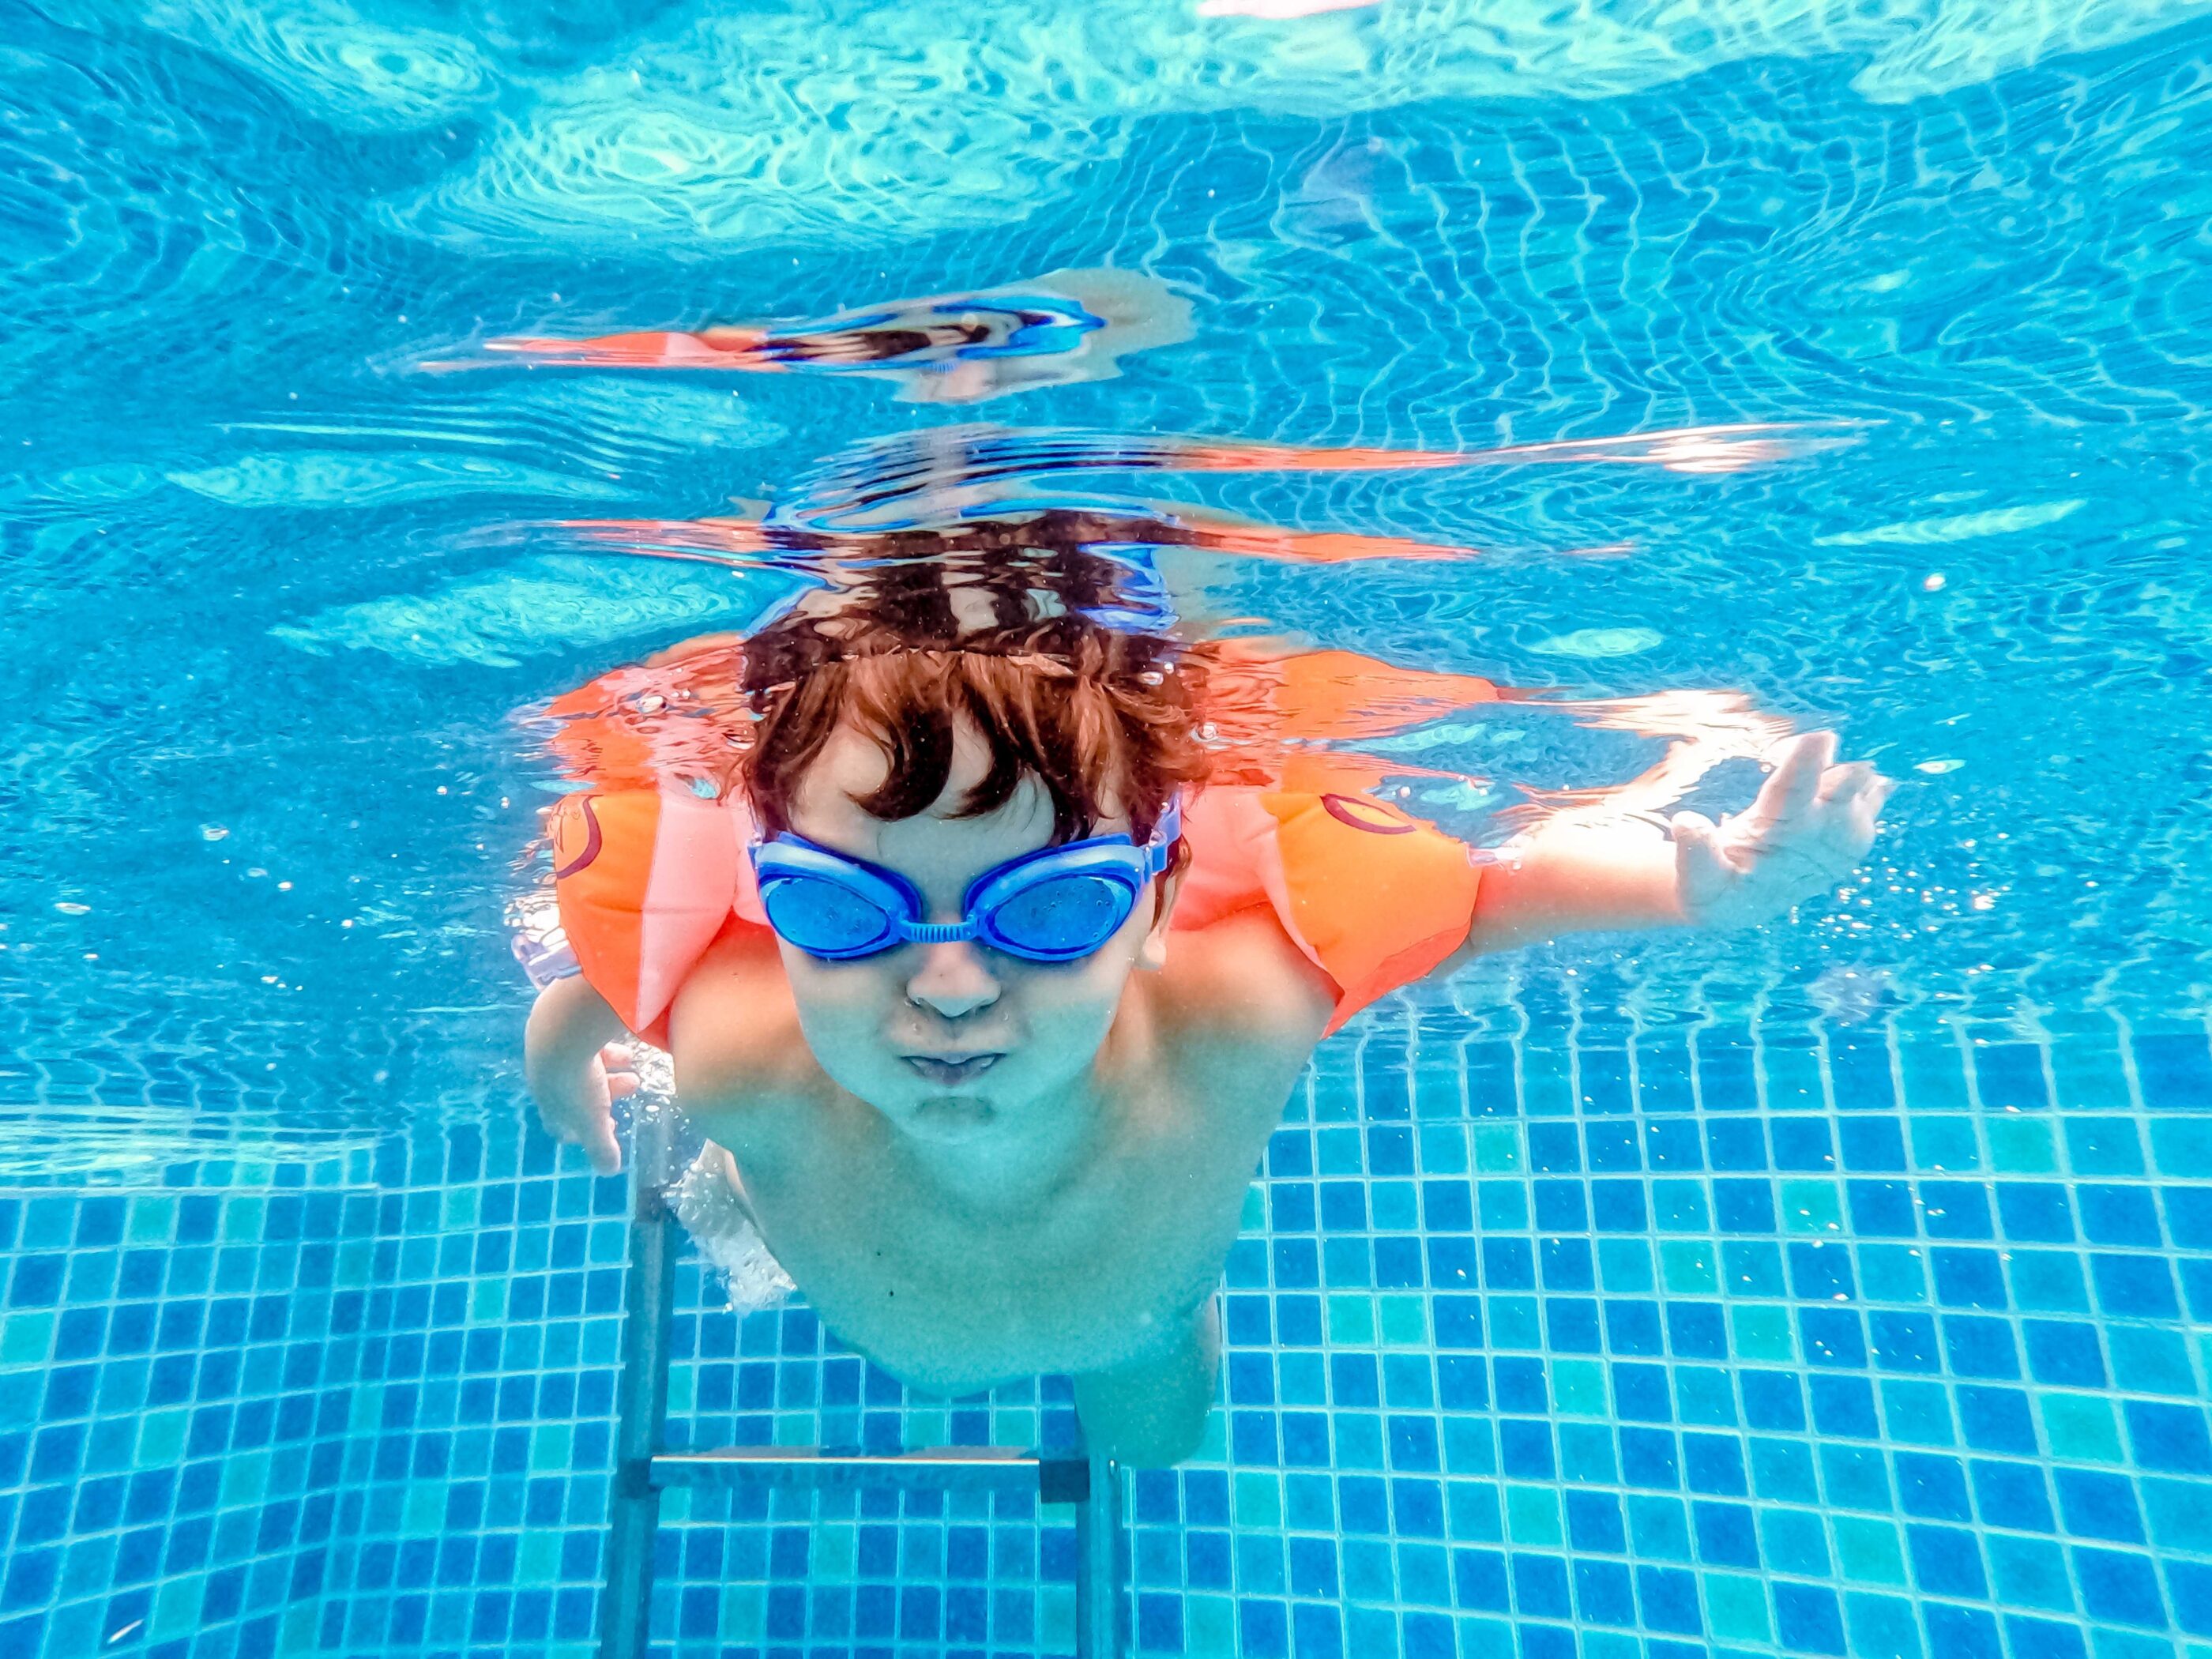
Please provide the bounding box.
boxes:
[524,975,633,1173]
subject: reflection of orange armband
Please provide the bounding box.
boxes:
[546,788,761,1048]
[1178,787,1484,1035]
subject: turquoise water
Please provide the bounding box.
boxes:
[5,2,2212,1657]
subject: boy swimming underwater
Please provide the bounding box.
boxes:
[523,540,1891,1466]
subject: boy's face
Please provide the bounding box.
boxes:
[773,719,1172,1146]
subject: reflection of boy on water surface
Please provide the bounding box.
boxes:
[524,537,1892,1465]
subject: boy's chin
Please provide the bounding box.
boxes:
[896,1093,1002,1142]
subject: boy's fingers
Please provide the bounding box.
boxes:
[1816,760,1877,804]
[581,1117,623,1176]
[608,1074,641,1102]
[1769,733,1834,817]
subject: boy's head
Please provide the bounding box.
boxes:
[734,560,1207,1143]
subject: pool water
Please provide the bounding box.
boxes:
[5,2,2212,1657]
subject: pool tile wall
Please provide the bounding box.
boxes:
[2,1014,2210,1659]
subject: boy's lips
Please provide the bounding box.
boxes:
[903,1052,1003,1085]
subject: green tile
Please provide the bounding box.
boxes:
[1832,1515,1907,1585]
[1730,1304,1793,1360]
[1506,1484,1562,1544]
[0,1311,53,1367]
[1543,1359,1601,1416]
[402,1481,444,1537]
[1240,1187,1265,1231]
[278,1606,318,1657]
[472,1277,505,1321]
[1661,1241,1718,1294]
[151,1575,205,1641]
[720,1584,766,1644]
[1379,1295,1426,1345]
[1472,1124,1522,1172]
[516,1530,563,1586]
[2041,1393,2124,1462]
[1702,1573,1773,1642]
[1185,1594,1236,1659]
[1987,1116,2058,1173]
[214,1450,264,1522]
[126,1195,177,1243]
[1326,1294,1376,1346]
[1460,1617,1516,1659]
[1780,1179,1842,1233]
[134,1410,186,1469]
[530,1423,574,1472]
[1233,1472,1281,1527]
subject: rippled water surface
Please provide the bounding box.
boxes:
[6,0,2212,1172]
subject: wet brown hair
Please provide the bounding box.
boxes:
[735,544,1209,855]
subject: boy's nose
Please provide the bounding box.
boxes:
[905,941,1001,1019]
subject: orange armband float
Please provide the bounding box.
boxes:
[545,788,762,1048]
[1176,787,1487,1034]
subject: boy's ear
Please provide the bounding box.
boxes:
[1136,863,1186,972]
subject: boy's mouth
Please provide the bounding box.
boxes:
[903,1052,1003,1085]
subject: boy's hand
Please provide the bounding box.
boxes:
[1670,732,1894,930]
[525,976,634,1175]
[531,1040,636,1176]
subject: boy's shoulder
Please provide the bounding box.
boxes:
[1153,901,1338,1058]
[665,925,826,1155]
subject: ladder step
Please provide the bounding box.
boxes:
[652,1445,1091,1500]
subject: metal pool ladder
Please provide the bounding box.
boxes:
[598,1113,1129,1659]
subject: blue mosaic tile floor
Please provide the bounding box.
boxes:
[4,1013,2212,1659]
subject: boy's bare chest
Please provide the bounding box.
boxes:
[725,1082,1267,1394]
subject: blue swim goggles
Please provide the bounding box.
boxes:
[750,797,1182,963]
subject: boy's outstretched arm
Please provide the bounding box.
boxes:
[1455,732,1894,960]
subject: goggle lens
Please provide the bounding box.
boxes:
[986,874,1134,957]
[760,875,898,957]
